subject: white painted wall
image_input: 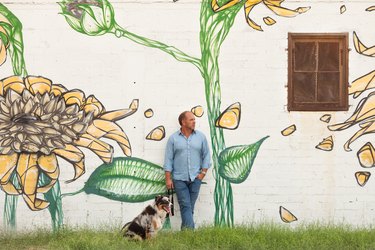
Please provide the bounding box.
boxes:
[1,0,375,230]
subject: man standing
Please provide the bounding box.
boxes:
[164,111,211,230]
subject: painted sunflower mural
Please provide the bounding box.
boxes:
[0,75,138,211]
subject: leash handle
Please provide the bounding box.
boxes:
[167,189,174,216]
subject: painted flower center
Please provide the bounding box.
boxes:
[12,113,39,124]
[0,89,93,155]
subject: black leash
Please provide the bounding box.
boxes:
[167,189,174,216]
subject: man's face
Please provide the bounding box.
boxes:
[182,112,196,130]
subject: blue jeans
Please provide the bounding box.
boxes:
[173,178,202,230]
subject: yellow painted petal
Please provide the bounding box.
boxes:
[37,154,59,193]
[50,84,68,96]
[211,0,242,12]
[359,118,375,128]
[0,153,18,185]
[263,16,276,25]
[191,105,204,117]
[16,153,38,195]
[264,0,284,6]
[353,31,375,57]
[146,126,166,141]
[246,19,263,32]
[353,32,367,54]
[279,206,297,223]
[16,153,49,210]
[281,124,296,136]
[366,6,375,11]
[0,181,20,195]
[37,154,58,176]
[0,80,3,96]
[211,0,220,10]
[23,194,49,211]
[245,3,263,31]
[0,39,6,66]
[349,70,375,98]
[62,89,86,107]
[215,102,241,129]
[265,1,310,17]
[37,178,58,193]
[98,99,138,121]
[340,5,346,14]
[53,144,85,182]
[355,171,371,187]
[86,119,131,156]
[320,114,331,123]
[328,92,375,131]
[315,136,334,151]
[343,122,375,151]
[25,76,52,95]
[74,133,113,163]
[83,95,105,117]
[144,108,154,118]
[129,99,139,110]
[2,75,25,94]
[357,142,375,168]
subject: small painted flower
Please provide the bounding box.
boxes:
[59,0,115,36]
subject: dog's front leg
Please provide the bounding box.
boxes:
[146,219,154,239]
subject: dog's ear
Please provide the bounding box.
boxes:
[155,195,161,202]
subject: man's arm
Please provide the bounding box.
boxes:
[164,136,174,189]
[197,134,212,180]
[201,135,212,170]
[165,171,173,190]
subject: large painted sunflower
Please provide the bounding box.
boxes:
[0,75,138,210]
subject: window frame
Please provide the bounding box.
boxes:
[288,33,349,111]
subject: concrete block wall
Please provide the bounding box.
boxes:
[0,0,374,230]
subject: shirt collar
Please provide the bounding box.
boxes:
[179,129,196,136]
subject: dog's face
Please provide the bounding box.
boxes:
[154,195,172,214]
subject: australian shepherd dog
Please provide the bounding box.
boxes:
[122,195,172,240]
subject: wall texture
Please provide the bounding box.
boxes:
[0,0,375,231]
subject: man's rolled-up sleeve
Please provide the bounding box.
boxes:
[164,136,174,172]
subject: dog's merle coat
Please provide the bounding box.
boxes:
[122,195,171,240]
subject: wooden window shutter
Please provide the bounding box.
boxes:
[288,33,348,111]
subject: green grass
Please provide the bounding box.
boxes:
[1,223,375,250]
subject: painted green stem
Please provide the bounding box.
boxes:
[200,1,242,227]
[40,174,64,231]
[111,24,203,75]
[3,175,18,230]
[110,1,242,227]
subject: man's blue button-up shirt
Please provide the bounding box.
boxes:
[164,130,211,181]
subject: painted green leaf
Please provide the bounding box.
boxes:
[218,136,269,184]
[70,157,167,203]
